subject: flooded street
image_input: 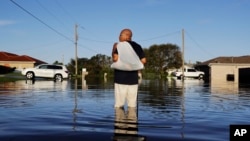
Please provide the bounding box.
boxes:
[0,78,250,141]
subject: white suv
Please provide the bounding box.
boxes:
[21,64,69,81]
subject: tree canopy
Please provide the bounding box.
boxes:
[67,54,112,77]
[143,43,182,75]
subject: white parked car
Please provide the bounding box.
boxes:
[21,64,69,81]
[172,67,205,80]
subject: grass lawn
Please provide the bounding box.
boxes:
[0,71,26,83]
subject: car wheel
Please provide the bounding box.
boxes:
[54,74,63,81]
[26,72,34,79]
[198,74,204,80]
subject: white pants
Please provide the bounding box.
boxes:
[114,83,138,108]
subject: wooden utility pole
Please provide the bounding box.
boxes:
[75,24,78,76]
[62,54,64,65]
[182,29,185,81]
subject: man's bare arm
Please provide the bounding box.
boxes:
[112,43,118,62]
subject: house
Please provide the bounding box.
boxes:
[0,51,47,71]
[195,55,250,93]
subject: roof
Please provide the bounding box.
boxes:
[0,52,18,60]
[198,55,250,66]
[0,51,47,64]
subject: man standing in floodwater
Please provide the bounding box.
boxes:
[111,28,146,108]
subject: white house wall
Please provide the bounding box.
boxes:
[209,63,250,94]
[0,61,35,71]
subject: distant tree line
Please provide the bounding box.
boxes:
[54,43,183,79]
[65,54,113,77]
[143,43,182,78]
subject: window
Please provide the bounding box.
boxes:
[187,69,196,72]
[227,74,234,81]
[39,65,48,69]
[48,65,62,70]
[54,66,62,69]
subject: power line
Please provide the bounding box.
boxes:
[10,0,74,43]
[35,0,74,39]
[9,0,191,56]
[185,30,215,58]
[54,0,77,23]
[78,30,182,54]
[35,0,70,31]
[137,30,181,42]
[78,30,181,46]
[79,37,113,44]
[78,43,99,54]
[35,0,62,24]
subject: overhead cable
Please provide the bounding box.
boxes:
[185,30,215,58]
[10,0,74,43]
[137,30,181,42]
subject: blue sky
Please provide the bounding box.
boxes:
[1,0,249,64]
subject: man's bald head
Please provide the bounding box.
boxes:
[119,28,132,41]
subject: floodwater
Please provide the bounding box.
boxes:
[0,77,250,141]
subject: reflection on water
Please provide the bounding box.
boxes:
[0,79,69,94]
[113,107,145,141]
[0,78,250,141]
[114,108,137,135]
[211,81,239,94]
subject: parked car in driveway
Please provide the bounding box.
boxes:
[21,64,69,81]
[172,67,205,80]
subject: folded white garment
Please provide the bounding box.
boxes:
[111,42,144,71]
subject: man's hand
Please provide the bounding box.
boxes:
[141,58,146,64]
